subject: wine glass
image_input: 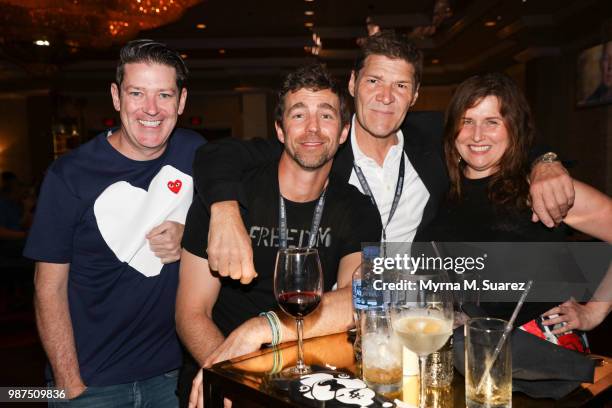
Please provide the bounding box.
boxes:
[390,271,454,408]
[274,247,324,376]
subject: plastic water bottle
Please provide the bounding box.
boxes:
[352,245,384,362]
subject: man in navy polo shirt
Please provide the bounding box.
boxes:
[24,39,204,407]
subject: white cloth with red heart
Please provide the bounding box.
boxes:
[94,165,193,277]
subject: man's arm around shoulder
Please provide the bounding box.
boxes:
[192,137,283,284]
[193,137,282,207]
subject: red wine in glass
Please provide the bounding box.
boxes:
[277,291,321,318]
[274,247,323,376]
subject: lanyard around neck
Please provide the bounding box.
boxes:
[278,189,327,249]
[353,153,405,243]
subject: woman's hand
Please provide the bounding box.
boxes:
[543,299,611,334]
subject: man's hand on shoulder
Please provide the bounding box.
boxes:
[207,201,257,284]
[529,161,575,227]
[147,221,184,263]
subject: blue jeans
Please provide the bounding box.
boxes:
[48,369,179,408]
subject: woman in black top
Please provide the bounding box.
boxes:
[415,73,612,344]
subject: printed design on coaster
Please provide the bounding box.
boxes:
[289,371,395,407]
[94,165,193,277]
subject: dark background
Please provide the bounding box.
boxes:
[0,0,610,398]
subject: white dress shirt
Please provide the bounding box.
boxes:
[348,115,429,243]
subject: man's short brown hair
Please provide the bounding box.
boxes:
[354,30,423,87]
[275,63,350,127]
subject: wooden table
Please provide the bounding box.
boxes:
[203,332,612,407]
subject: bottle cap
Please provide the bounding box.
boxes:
[362,245,380,259]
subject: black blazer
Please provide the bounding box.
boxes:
[330,111,448,235]
[194,111,449,234]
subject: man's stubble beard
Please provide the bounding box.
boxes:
[286,147,333,171]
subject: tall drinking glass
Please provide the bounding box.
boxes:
[274,248,323,376]
[390,272,454,408]
[465,318,512,408]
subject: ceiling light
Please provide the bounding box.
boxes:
[304,22,314,28]
[305,0,314,2]
[219,49,226,54]
[431,59,440,64]
[34,40,50,46]
[4,0,200,49]
[484,20,496,27]
[196,23,206,29]
[305,11,314,16]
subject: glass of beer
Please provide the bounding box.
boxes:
[465,318,512,408]
[360,308,403,399]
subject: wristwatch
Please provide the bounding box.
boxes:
[538,152,559,164]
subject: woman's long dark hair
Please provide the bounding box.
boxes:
[444,73,535,210]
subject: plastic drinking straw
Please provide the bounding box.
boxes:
[475,280,533,394]
[431,241,442,258]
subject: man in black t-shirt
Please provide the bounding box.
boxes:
[176,64,382,406]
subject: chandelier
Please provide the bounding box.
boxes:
[0,0,202,49]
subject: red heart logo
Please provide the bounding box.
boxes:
[167,180,182,194]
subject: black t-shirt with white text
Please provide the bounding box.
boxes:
[182,161,382,336]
